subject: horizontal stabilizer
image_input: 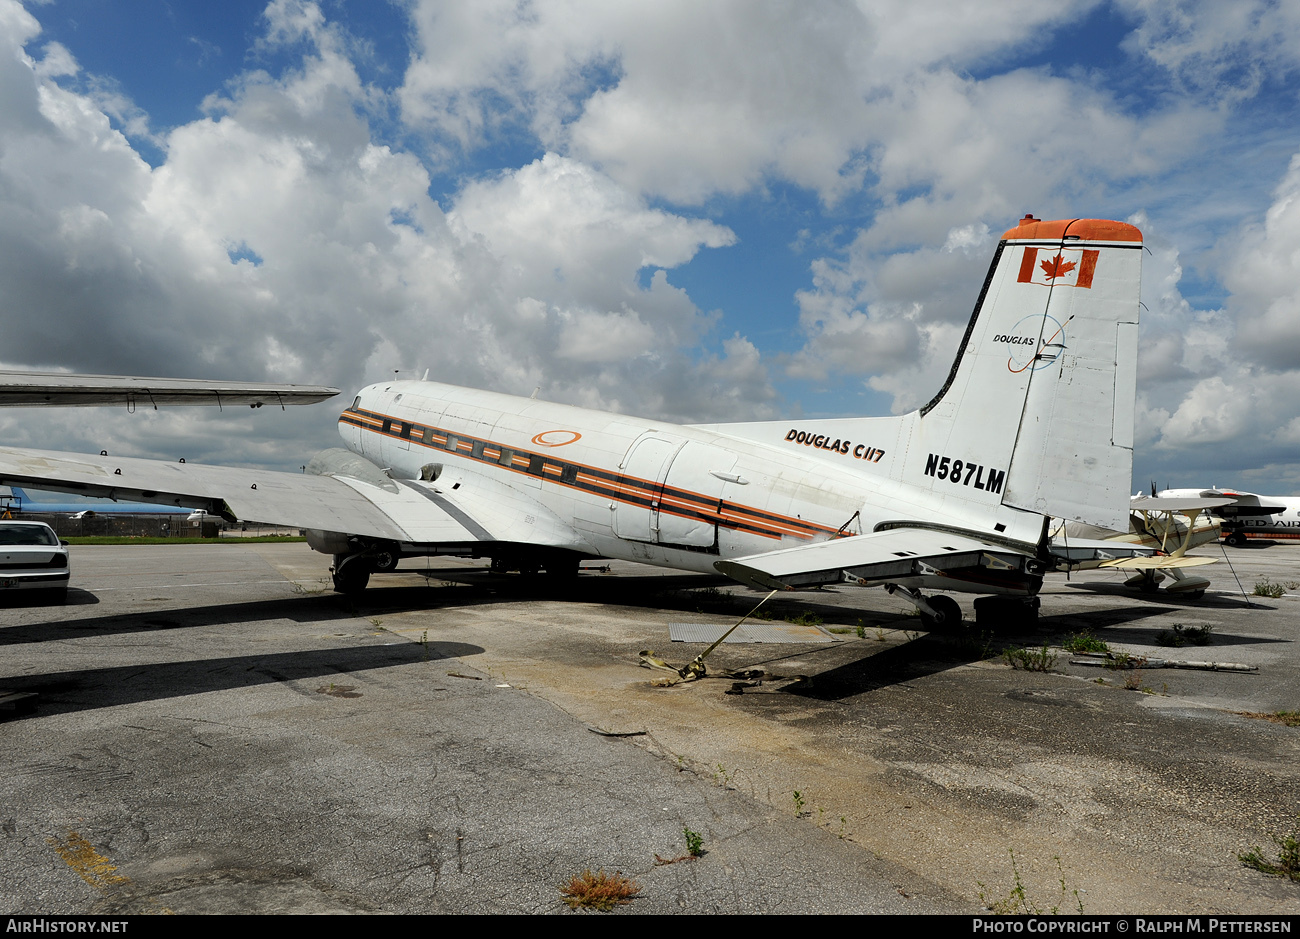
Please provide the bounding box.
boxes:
[715,528,1033,591]
[1047,536,1157,567]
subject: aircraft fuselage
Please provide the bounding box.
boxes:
[336,380,1043,596]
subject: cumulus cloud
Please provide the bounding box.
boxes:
[0,0,766,468]
[1122,0,1300,101]
[4,0,1300,494]
[398,0,1093,205]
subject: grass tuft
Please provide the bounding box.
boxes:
[1063,631,1109,654]
[1236,710,1300,727]
[559,869,641,911]
[1253,578,1289,598]
[1240,822,1300,882]
[1156,624,1213,647]
[1002,645,1057,672]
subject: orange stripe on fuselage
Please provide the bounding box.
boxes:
[339,408,844,543]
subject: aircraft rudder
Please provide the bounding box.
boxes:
[901,216,1143,531]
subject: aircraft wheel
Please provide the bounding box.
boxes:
[1181,589,1206,600]
[332,557,372,594]
[921,595,962,631]
[1225,532,1246,547]
[546,555,580,579]
[371,545,400,572]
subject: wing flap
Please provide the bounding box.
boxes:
[715,528,1033,591]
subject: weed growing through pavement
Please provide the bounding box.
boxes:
[792,790,806,817]
[1239,820,1300,882]
[1156,624,1213,647]
[978,851,1084,915]
[1235,710,1300,727]
[559,869,640,911]
[788,611,824,627]
[1002,645,1057,672]
[1251,578,1299,598]
[1105,651,1148,671]
[684,826,704,857]
[1063,631,1109,654]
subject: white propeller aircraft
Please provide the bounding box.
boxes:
[1158,487,1300,547]
[1053,494,1226,598]
[0,216,1154,628]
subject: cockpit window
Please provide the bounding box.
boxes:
[352,395,362,411]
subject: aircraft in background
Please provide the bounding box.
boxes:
[1053,495,1225,598]
[0,216,1157,630]
[0,375,335,528]
[3,486,201,517]
[1158,488,1300,546]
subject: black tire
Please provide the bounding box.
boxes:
[921,595,962,631]
[332,558,372,594]
[371,547,400,572]
[546,555,581,579]
[1225,532,1246,547]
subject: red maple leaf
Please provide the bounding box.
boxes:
[1040,254,1076,280]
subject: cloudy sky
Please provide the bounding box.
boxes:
[3,0,1300,495]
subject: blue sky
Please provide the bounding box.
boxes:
[4,0,1300,495]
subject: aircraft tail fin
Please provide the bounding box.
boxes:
[906,216,1142,532]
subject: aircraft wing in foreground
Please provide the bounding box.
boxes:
[0,216,1151,628]
[0,371,338,408]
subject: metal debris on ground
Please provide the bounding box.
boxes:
[1069,652,1257,672]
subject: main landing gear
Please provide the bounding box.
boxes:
[331,553,372,594]
[884,584,963,631]
[884,585,1042,632]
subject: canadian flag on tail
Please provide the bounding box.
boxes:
[1017,247,1099,288]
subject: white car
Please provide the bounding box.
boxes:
[0,521,70,603]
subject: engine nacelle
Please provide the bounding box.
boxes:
[305,529,351,556]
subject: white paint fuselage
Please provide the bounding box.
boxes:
[336,379,1045,593]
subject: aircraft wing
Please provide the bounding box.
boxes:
[714,528,1037,591]
[0,446,581,549]
[1129,496,1233,513]
[0,371,338,407]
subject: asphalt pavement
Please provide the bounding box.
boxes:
[2,541,1299,914]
